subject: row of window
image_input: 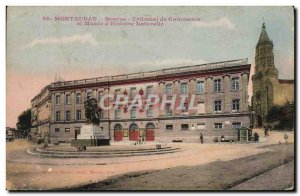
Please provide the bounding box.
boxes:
[165,122,241,131]
[54,78,240,105]
[55,127,70,132]
[55,110,104,121]
[115,86,154,99]
[165,78,240,95]
[54,127,81,133]
[214,100,240,112]
[55,91,104,105]
[113,99,239,119]
[55,99,240,121]
[55,127,107,134]
[53,122,241,133]
[114,106,154,119]
[164,99,240,117]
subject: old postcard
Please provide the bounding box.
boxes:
[6,6,295,191]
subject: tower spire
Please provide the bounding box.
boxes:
[258,22,271,44]
[254,22,277,76]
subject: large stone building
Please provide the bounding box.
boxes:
[31,58,251,143]
[252,23,294,127]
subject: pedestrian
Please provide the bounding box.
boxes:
[221,134,225,142]
[264,126,267,137]
[200,133,204,144]
[254,132,259,142]
[284,133,288,144]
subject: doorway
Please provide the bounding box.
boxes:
[129,124,139,141]
[114,124,123,141]
[145,123,155,141]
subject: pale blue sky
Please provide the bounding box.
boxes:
[7,6,294,79]
[6,6,294,127]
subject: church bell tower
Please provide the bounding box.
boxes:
[252,23,278,127]
[254,23,278,77]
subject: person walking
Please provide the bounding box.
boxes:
[284,133,288,144]
[264,126,268,137]
[200,133,204,144]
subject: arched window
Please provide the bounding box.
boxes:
[129,124,138,130]
[114,124,122,131]
[146,123,155,129]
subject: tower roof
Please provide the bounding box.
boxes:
[257,23,272,44]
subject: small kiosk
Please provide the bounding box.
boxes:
[238,127,249,143]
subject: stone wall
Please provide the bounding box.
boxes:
[274,82,294,106]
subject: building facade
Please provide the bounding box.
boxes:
[252,23,294,127]
[31,59,251,143]
[6,127,24,141]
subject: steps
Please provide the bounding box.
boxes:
[26,146,181,158]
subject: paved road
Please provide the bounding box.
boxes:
[74,144,294,190]
[230,160,294,190]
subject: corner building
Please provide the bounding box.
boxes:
[31,59,251,143]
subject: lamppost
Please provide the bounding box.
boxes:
[251,110,255,128]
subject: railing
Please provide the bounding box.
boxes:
[52,76,109,87]
[143,70,160,77]
[50,58,248,88]
[127,72,143,79]
[111,75,127,81]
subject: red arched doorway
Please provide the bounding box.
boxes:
[129,124,139,141]
[114,124,123,141]
[146,123,155,141]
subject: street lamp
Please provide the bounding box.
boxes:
[251,110,255,128]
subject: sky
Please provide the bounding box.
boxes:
[6,6,294,128]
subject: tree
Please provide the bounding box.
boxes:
[16,109,31,137]
[266,101,294,130]
[266,105,282,122]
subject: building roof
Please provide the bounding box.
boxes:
[257,23,272,45]
[31,84,51,102]
[50,58,249,89]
